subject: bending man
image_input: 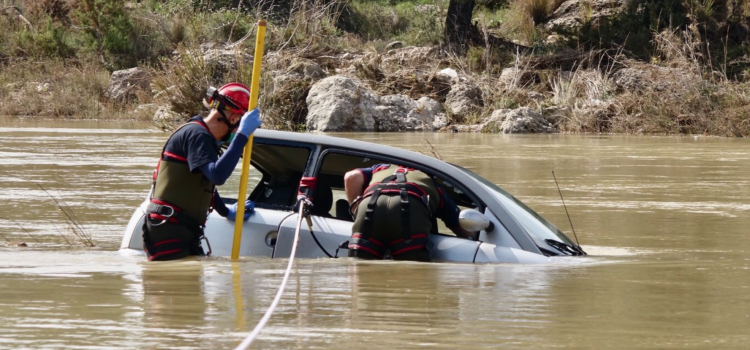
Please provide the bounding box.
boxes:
[143,83,261,261]
[344,164,474,262]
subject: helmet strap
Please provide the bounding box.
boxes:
[216,105,240,140]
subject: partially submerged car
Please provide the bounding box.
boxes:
[120,130,585,263]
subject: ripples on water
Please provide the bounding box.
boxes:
[1,121,749,349]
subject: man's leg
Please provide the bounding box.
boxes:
[143,222,196,261]
[390,198,432,262]
[348,195,388,259]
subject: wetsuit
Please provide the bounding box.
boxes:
[143,116,247,261]
[348,164,463,262]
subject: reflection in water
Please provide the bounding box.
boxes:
[141,261,207,330]
[0,120,749,349]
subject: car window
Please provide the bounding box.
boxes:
[316,153,380,220]
[456,166,577,246]
[225,142,312,210]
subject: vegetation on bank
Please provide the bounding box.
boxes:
[1,0,749,136]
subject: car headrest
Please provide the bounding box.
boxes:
[310,181,333,217]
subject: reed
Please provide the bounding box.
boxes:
[420,139,444,161]
[36,184,95,247]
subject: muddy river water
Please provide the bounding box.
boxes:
[0,117,749,349]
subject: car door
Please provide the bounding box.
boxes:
[277,148,484,263]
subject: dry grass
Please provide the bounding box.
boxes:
[541,29,750,136]
[152,47,217,120]
[502,0,563,45]
[0,59,116,118]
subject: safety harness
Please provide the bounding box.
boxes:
[348,166,436,258]
[143,120,215,260]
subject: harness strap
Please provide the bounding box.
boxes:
[362,182,428,200]
[390,233,428,256]
[147,200,205,233]
[362,187,381,237]
[356,167,432,257]
[347,233,384,258]
[400,185,410,236]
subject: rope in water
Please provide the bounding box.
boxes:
[233,201,306,350]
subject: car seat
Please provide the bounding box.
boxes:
[335,199,353,221]
[310,181,333,218]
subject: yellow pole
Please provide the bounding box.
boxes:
[232,20,266,260]
[232,262,246,329]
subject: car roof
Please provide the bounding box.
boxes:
[253,129,459,175]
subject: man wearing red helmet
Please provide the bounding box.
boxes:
[143,82,262,261]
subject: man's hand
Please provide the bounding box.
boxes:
[227,200,255,221]
[238,108,262,137]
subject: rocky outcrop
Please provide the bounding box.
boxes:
[305,75,447,131]
[445,83,483,119]
[107,67,150,103]
[499,67,539,88]
[546,0,626,32]
[203,48,253,81]
[287,58,326,79]
[612,65,700,92]
[441,107,554,133]
[152,104,183,130]
[271,58,326,94]
[483,107,555,133]
[381,46,441,67]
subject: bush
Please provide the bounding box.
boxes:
[8,16,75,59]
[338,1,445,46]
[152,47,217,119]
[73,0,135,62]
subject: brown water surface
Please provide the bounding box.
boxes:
[1,118,749,349]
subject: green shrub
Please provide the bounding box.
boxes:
[73,0,135,57]
[340,1,446,46]
[9,17,75,59]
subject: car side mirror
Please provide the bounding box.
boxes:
[459,209,494,233]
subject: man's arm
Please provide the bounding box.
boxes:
[199,133,248,185]
[212,189,229,217]
[438,187,476,239]
[344,169,365,204]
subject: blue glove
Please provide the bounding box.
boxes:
[238,108,261,137]
[227,200,255,221]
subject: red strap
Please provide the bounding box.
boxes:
[162,151,187,162]
[391,244,426,256]
[148,213,179,223]
[298,177,317,196]
[373,165,390,173]
[153,158,161,180]
[347,244,383,258]
[149,248,183,261]
[150,198,181,211]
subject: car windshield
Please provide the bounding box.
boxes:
[456,166,576,246]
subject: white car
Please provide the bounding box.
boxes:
[120,130,585,263]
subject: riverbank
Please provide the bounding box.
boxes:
[1,1,749,136]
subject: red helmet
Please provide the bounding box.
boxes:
[207,82,250,114]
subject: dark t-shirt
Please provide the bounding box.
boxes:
[164,116,219,173]
[357,164,462,230]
